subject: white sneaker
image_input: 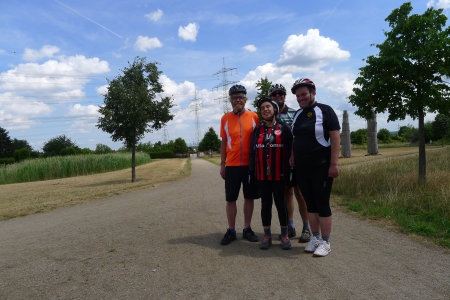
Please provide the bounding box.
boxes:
[304,236,320,253]
[313,240,331,257]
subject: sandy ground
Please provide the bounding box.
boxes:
[0,156,449,299]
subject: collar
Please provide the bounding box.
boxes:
[233,108,246,115]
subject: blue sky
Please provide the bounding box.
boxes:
[1,0,449,151]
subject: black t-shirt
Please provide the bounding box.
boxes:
[291,102,340,167]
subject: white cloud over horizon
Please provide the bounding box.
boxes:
[22,45,60,62]
[178,23,199,42]
[243,44,257,52]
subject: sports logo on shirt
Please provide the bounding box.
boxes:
[274,130,282,135]
[307,112,313,117]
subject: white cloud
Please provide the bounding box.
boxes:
[276,29,350,72]
[145,9,163,21]
[178,23,199,42]
[22,45,60,61]
[243,44,257,52]
[96,85,108,96]
[67,104,99,117]
[134,36,163,51]
[427,0,450,8]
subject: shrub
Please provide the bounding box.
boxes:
[149,151,173,159]
[14,148,31,162]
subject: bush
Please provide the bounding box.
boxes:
[0,158,15,165]
[60,147,77,156]
[148,151,173,159]
[14,148,31,162]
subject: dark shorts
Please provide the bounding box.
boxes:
[286,168,297,188]
[225,166,260,202]
[295,162,333,217]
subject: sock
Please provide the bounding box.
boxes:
[303,222,310,230]
[322,236,330,243]
[312,231,320,238]
[288,220,294,228]
[264,228,271,236]
[281,227,288,237]
[229,228,236,234]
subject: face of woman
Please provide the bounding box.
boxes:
[260,102,275,120]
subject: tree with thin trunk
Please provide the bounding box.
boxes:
[348,2,450,184]
[97,57,174,182]
[432,114,450,147]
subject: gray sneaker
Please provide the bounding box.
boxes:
[299,228,311,243]
[280,235,292,250]
[260,235,272,250]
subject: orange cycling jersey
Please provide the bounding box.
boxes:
[220,110,260,166]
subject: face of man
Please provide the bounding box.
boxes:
[270,90,286,110]
[230,93,246,113]
[260,102,274,121]
[295,86,316,109]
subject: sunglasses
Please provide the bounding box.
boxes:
[271,92,285,97]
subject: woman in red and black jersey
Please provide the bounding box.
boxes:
[249,97,293,250]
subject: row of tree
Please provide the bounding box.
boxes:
[351,114,450,145]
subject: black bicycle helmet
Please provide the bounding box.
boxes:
[228,84,247,96]
[291,78,315,94]
[269,83,286,95]
[257,97,279,116]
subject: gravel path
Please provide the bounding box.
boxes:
[1,157,449,299]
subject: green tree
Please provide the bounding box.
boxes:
[350,128,367,145]
[348,2,450,183]
[97,56,174,182]
[398,125,409,137]
[198,127,221,156]
[252,77,272,115]
[95,143,113,154]
[402,124,419,143]
[14,148,31,162]
[42,134,78,157]
[0,127,13,158]
[172,138,188,155]
[377,128,391,143]
[12,138,33,152]
[432,114,450,146]
[136,141,153,152]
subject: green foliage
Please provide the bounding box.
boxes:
[350,128,367,145]
[43,135,78,157]
[12,138,33,152]
[252,77,272,115]
[172,137,188,154]
[198,127,221,152]
[95,143,113,154]
[80,148,94,155]
[60,147,77,156]
[97,56,174,149]
[402,124,419,143]
[348,2,450,182]
[14,148,31,162]
[136,141,153,152]
[398,125,409,137]
[432,114,450,146]
[0,158,15,165]
[0,127,13,158]
[0,152,151,185]
[377,128,391,143]
[148,151,173,159]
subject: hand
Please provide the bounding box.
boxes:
[328,164,339,178]
[289,155,295,167]
[220,165,226,180]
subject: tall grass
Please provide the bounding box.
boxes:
[0,152,151,185]
[333,147,450,247]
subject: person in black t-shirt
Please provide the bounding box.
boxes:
[289,78,340,257]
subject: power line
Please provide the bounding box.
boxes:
[212,58,238,114]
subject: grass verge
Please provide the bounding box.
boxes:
[0,158,191,220]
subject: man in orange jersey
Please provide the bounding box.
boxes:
[219,84,260,245]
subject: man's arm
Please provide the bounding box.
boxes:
[220,138,227,180]
[328,130,340,178]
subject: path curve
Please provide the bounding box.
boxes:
[0,157,449,299]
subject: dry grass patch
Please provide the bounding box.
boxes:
[0,158,190,220]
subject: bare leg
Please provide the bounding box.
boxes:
[226,201,237,229]
[308,212,320,234]
[294,185,309,223]
[319,216,332,237]
[243,198,254,228]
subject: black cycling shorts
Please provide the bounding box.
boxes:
[225,166,259,202]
